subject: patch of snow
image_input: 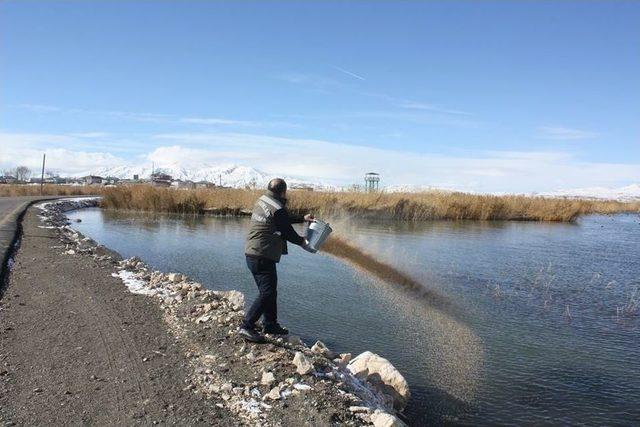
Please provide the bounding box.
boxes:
[113,270,161,297]
[237,398,263,414]
[293,383,312,390]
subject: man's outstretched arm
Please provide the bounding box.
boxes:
[274,209,305,245]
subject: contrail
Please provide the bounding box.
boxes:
[331,65,365,81]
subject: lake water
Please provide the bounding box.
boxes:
[67,208,640,426]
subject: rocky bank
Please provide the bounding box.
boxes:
[31,198,411,426]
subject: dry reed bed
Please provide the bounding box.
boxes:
[2,184,638,222]
[0,184,97,198]
[96,185,640,222]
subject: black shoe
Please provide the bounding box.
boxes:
[238,327,265,343]
[263,323,289,335]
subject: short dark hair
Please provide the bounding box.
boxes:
[267,178,287,195]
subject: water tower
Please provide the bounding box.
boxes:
[364,172,380,192]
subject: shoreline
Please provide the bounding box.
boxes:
[11,197,412,426]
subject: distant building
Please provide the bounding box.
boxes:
[290,184,314,191]
[45,177,62,184]
[0,175,17,184]
[133,174,139,181]
[195,181,216,189]
[84,175,103,185]
[171,179,196,189]
[151,172,172,187]
[103,176,120,186]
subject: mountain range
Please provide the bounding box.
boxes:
[541,184,640,202]
[75,163,334,190]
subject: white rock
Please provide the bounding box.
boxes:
[311,340,336,359]
[195,315,211,324]
[264,386,281,401]
[347,351,411,411]
[370,410,407,427]
[293,383,312,391]
[292,352,314,375]
[334,352,353,368]
[220,290,244,310]
[168,273,183,283]
[340,353,352,363]
[261,371,276,386]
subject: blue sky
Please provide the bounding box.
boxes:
[1,1,639,192]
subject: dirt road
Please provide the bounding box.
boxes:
[0,207,238,425]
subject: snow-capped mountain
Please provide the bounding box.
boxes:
[542,184,640,201]
[75,163,329,190]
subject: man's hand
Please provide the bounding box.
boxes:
[304,213,316,222]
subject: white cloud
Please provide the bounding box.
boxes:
[13,103,294,129]
[68,132,110,138]
[362,92,474,117]
[0,132,126,174]
[395,101,473,116]
[538,126,598,140]
[180,117,297,128]
[150,132,640,192]
[180,117,257,126]
[1,131,638,192]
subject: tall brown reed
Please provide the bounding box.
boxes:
[0,184,97,197]
[3,184,638,221]
[98,185,640,222]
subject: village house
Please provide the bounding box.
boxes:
[84,175,103,185]
[0,175,17,184]
[171,179,196,189]
[151,172,172,187]
[195,180,217,189]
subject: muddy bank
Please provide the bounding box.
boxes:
[8,198,412,426]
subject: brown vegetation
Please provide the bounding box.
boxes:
[2,184,639,222]
[0,184,97,197]
[97,185,640,222]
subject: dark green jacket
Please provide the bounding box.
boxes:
[244,191,305,262]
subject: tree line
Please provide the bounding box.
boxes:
[2,166,32,181]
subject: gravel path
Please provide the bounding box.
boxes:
[0,207,238,425]
[0,196,61,287]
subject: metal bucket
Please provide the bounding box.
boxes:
[304,219,332,253]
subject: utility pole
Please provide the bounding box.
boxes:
[40,153,46,195]
[219,173,222,187]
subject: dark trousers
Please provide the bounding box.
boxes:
[242,256,278,329]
